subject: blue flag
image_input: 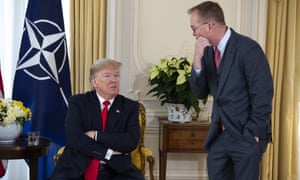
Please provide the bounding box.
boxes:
[12,0,71,179]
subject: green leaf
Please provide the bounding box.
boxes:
[147,56,204,117]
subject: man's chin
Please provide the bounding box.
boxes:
[109,91,119,96]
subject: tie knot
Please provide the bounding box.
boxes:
[103,100,110,107]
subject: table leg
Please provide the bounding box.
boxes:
[29,155,39,180]
[159,150,167,180]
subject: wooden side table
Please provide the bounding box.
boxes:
[0,136,51,180]
[159,119,209,180]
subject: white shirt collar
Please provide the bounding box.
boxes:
[96,93,114,110]
[216,27,231,58]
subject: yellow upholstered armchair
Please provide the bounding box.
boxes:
[54,103,155,180]
[131,103,155,179]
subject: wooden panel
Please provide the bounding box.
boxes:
[159,120,209,152]
[167,128,207,150]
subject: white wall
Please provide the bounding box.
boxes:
[107,0,267,179]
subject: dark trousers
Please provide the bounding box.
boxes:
[50,163,144,180]
[97,164,144,180]
[207,130,267,180]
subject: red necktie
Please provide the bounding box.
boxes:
[84,100,110,180]
[214,47,221,68]
[0,160,5,177]
[101,101,110,132]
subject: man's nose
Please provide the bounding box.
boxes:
[110,77,118,81]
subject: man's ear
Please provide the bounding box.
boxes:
[91,79,96,87]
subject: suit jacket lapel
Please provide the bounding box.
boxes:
[106,95,122,131]
[216,33,237,96]
[90,91,102,129]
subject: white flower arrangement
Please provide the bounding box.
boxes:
[0,98,31,126]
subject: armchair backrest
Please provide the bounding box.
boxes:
[131,102,147,173]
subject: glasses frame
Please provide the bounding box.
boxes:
[191,22,208,33]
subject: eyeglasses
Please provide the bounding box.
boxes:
[191,22,208,33]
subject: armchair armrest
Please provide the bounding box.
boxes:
[141,146,155,180]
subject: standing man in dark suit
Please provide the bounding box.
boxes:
[51,59,144,180]
[188,1,273,180]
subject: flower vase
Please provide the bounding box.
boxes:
[166,103,192,123]
[0,122,23,143]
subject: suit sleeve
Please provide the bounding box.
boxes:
[97,101,140,153]
[65,95,107,159]
[243,45,273,140]
[190,57,210,99]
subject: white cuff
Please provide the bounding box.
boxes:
[105,149,113,160]
[194,68,201,74]
[94,131,98,141]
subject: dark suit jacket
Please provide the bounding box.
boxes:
[190,29,273,151]
[51,91,140,179]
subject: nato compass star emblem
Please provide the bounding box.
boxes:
[16,18,69,105]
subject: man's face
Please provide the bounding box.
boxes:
[92,65,120,99]
[190,11,209,39]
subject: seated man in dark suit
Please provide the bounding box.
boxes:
[51,58,144,180]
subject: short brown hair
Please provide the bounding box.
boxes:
[89,58,122,81]
[188,1,225,25]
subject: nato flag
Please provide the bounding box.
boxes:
[12,0,71,179]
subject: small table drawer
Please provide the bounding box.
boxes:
[167,129,206,150]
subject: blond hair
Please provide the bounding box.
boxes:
[89,58,122,81]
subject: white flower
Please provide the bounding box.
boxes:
[0,98,31,126]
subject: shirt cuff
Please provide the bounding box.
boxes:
[105,149,113,160]
[94,131,98,141]
[194,68,201,75]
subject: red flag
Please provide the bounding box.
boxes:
[0,65,5,177]
[0,65,4,98]
[0,160,5,177]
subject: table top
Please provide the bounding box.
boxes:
[0,135,51,159]
[159,119,210,127]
